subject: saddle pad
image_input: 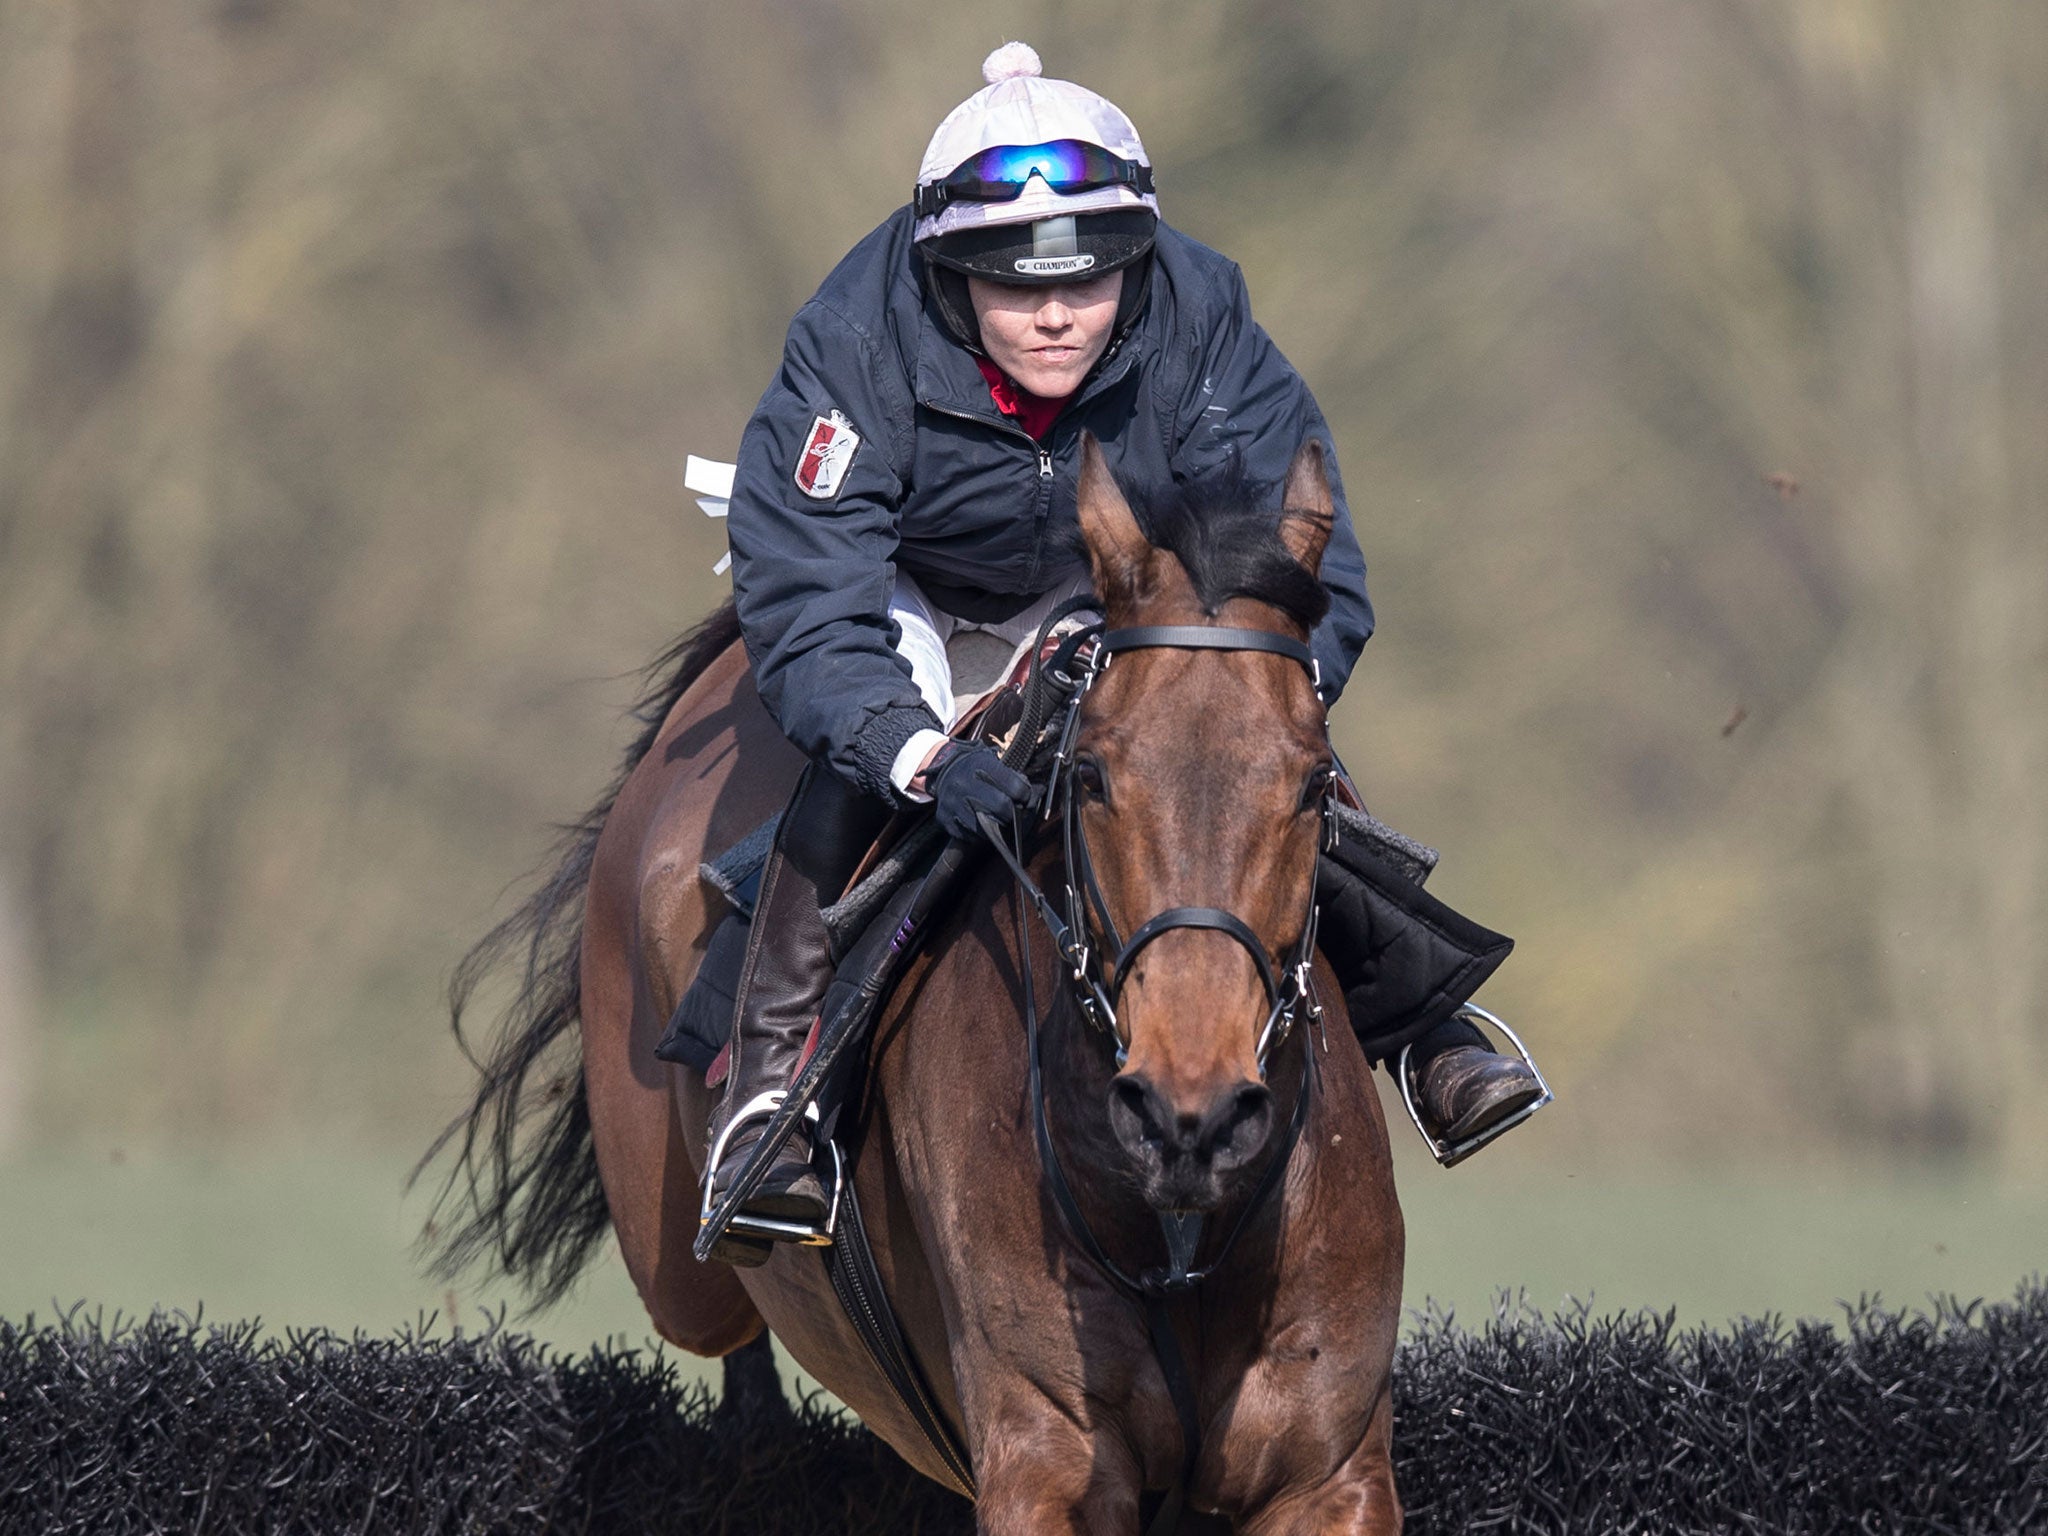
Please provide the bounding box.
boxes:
[1317,834,1510,1064]
[698,808,946,963]
[699,814,781,920]
[1331,802,1439,887]
[653,911,750,1070]
[659,820,948,1072]
[822,820,944,962]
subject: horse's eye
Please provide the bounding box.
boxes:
[1300,763,1336,811]
[1074,757,1107,802]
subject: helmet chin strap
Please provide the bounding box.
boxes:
[924,259,986,354]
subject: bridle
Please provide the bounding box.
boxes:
[1054,623,1336,1078]
[978,604,1336,1536]
[986,607,1336,1083]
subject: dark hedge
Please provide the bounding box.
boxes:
[4,1283,2044,1535]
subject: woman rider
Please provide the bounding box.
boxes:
[710,44,1542,1256]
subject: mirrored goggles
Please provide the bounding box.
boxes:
[914,140,1155,218]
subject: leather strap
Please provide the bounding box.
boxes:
[825,1178,979,1498]
[1099,625,1316,674]
[1111,905,1278,1004]
[1143,1294,1202,1536]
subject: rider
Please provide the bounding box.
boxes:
[710,43,1541,1255]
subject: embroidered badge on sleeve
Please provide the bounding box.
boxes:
[794,410,861,501]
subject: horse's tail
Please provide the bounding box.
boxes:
[415,599,745,1308]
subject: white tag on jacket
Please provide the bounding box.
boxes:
[685,454,736,574]
[794,410,860,501]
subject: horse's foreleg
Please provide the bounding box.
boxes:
[971,1399,1145,1535]
[1239,1384,1400,1536]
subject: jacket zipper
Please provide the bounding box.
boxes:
[921,400,1056,475]
[922,397,1038,447]
[918,398,1060,588]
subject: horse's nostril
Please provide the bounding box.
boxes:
[1109,1076,1164,1146]
[1199,1082,1273,1164]
[1228,1083,1271,1129]
[1110,1073,1273,1169]
[1231,1082,1272,1130]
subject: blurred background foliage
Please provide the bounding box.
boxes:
[1,0,2043,1193]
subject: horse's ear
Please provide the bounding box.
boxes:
[1279,437,1335,579]
[1077,432,1150,607]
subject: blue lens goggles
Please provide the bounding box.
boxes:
[915,140,1154,218]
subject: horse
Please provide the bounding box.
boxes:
[425,435,1406,1533]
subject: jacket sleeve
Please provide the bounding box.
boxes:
[1168,264,1375,700]
[725,299,942,803]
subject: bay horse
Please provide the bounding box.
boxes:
[426,436,1405,1532]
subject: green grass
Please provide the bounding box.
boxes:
[1391,1152,2048,1329]
[0,1149,659,1348]
[3,1147,2042,1379]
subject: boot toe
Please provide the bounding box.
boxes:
[1422,1046,1543,1144]
[708,1127,831,1231]
[745,1163,830,1227]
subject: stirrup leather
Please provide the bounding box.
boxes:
[699,1090,846,1249]
[1397,1004,1554,1168]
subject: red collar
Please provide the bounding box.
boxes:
[974,357,1070,443]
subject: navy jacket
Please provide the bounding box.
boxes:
[726,207,1374,803]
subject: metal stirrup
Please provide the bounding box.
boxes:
[699,1090,846,1248]
[1396,1004,1554,1168]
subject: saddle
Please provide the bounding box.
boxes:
[652,628,1044,1082]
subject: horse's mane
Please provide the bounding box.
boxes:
[415,600,744,1307]
[1124,463,1332,630]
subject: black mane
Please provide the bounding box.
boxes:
[1124,463,1331,630]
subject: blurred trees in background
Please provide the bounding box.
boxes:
[1,0,2041,1167]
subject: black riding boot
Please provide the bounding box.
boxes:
[704,765,891,1264]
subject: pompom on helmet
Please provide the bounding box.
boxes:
[915,43,1158,355]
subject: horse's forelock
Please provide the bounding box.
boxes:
[1119,468,1331,632]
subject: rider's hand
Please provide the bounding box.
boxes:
[927,741,1033,841]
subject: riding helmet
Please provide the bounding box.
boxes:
[915,43,1158,353]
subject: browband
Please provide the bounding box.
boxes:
[1098,625,1320,693]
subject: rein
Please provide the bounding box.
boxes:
[978,609,1333,1535]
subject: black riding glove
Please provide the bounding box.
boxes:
[927,741,1033,841]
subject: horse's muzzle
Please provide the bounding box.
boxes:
[1106,1072,1275,1211]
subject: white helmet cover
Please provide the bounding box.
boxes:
[914,43,1158,243]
